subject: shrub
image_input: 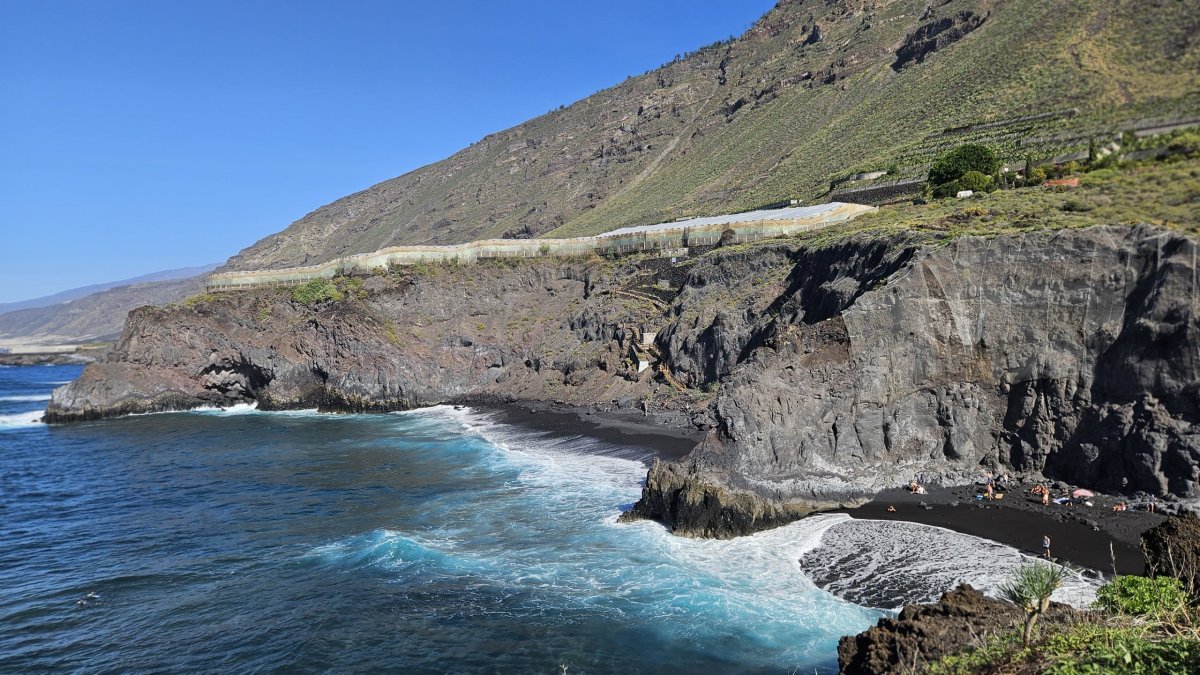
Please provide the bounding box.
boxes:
[959,171,994,193]
[539,243,551,256]
[1167,131,1200,160]
[1095,576,1187,615]
[183,292,218,308]
[1027,167,1047,185]
[291,279,343,305]
[928,144,1000,187]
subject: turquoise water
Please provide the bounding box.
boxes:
[0,364,882,673]
[0,364,1100,672]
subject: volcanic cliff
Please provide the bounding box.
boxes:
[47,214,1200,534]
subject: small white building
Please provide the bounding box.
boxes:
[956,189,974,199]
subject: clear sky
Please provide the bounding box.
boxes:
[0,0,776,303]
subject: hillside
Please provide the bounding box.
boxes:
[221,0,1200,273]
[0,276,207,345]
[0,264,216,315]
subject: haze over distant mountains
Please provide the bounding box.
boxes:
[0,264,216,345]
[0,264,217,316]
[221,0,1199,274]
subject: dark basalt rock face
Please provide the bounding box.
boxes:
[627,225,1200,538]
[837,584,1077,675]
[1142,512,1200,594]
[616,455,814,538]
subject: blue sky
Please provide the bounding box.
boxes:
[0,1,775,303]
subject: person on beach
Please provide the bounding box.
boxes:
[1041,488,1050,506]
[1042,535,1051,559]
[1149,494,1156,513]
[985,482,994,500]
[887,505,896,512]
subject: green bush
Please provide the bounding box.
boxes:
[1167,131,1200,160]
[183,292,218,308]
[291,279,343,305]
[1094,575,1187,615]
[959,171,994,193]
[928,144,1000,187]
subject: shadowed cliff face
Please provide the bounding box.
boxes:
[47,226,1200,537]
[46,260,696,425]
[623,225,1200,536]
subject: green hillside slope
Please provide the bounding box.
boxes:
[222,0,1200,272]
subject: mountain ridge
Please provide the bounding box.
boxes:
[220,0,1199,273]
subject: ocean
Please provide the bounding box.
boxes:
[0,364,1098,673]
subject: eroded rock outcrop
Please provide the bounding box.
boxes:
[1142,512,1200,595]
[837,584,1077,675]
[46,261,689,424]
[627,225,1200,535]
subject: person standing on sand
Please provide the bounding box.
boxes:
[1042,534,1051,559]
[1149,494,1156,513]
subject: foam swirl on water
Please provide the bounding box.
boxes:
[799,518,1100,609]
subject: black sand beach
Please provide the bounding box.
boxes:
[479,401,704,461]
[836,484,1166,576]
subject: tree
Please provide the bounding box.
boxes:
[1024,154,1034,181]
[1088,138,1098,165]
[928,144,1000,188]
[999,562,1066,646]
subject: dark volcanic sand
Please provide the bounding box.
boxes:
[477,401,704,461]
[836,484,1167,575]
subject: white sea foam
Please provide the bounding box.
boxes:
[0,410,44,428]
[0,394,52,402]
[800,518,1101,609]
[191,402,261,415]
[358,405,883,655]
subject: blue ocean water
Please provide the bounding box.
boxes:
[0,364,1098,673]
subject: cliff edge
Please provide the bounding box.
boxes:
[47,221,1200,532]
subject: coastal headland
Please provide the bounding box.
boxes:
[45,162,1200,567]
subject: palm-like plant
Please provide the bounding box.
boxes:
[998,562,1067,646]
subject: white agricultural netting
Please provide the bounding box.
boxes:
[603,203,847,237]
